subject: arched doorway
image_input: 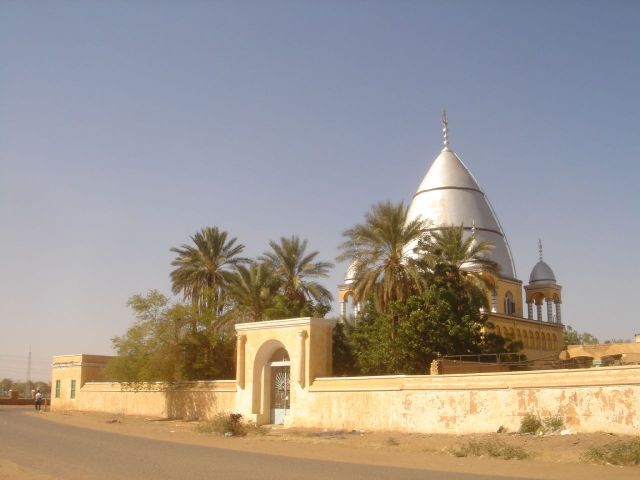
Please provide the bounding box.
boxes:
[269,348,290,424]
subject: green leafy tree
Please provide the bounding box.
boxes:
[170,227,248,317]
[480,330,524,358]
[1,378,13,392]
[350,279,488,374]
[106,291,235,386]
[106,291,186,385]
[33,381,50,395]
[564,325,599,345]
[262,236,333,316]
[331,321,358,376]
[337,201,429,315]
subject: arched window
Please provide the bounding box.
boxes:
[504,291,516,315]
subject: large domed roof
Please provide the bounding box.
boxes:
[529,260,556,283]
[406,121,516,279]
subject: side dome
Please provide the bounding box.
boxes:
[406,147,517,279]
[344,261,358,285]
[529,260,556,284]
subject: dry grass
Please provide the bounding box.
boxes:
[542,416,565,433]
[450,439,528,460]
[196,413,265,437]
[385,437,399,446]
[582,438,640,466]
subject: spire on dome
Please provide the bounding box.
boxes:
[538,239,543,261]
[441,110,450,151]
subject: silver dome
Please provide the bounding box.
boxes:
[529,260,556,284]
[406,148,517,279]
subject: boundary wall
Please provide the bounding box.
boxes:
[50,354,235,420]
[295,365,640,434]
[51,320,640,435]
[77,381,236,420]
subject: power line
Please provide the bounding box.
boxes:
[25,346,32,397]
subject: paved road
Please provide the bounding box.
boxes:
[1,407,521,480]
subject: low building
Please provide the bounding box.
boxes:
[560,334,640,367]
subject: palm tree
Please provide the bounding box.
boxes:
[262,236,333,307]
[337,201,429,314]
[417,225,499,304]
[170,227,248,315]
[227,261,281,323]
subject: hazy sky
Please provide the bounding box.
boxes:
[2,1,639,381]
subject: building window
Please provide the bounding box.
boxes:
[504,292,515,315]
[55,380,60,398]
[70,380,76,399]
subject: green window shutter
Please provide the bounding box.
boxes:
[70,380,76,399]
[55,380,60,398]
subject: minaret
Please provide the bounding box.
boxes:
[525,240,562,323]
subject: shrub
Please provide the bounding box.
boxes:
[386,437,399,446]
[450,439,528,460]
[542,415,565,433]
[196,413,264,437]
[519,414,542,434]
[582,438,640,466]
[518,414,565,434]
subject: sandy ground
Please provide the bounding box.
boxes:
[10,409,640,480]
[0,459,58,480]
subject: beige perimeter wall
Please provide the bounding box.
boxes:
[51,349,639,435]
[293,365,640,435]
[57,381,236,420]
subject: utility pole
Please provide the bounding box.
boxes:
[25,345,32,398]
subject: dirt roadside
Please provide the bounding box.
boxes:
[0,459,58,480]
[14,409,640,480]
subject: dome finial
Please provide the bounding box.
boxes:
[538,239,543,261]
[441,110,450,151]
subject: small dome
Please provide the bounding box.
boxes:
[344,261,358,285]
[529,260,556,284]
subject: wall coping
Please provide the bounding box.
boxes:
[235,317,336,332]
[52,362,108,368]
[84,380,236,385]
[52,353,114,359]
[82,380,237,392]
[310,365,640,392]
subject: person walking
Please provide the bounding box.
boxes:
[34,389,42,412]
